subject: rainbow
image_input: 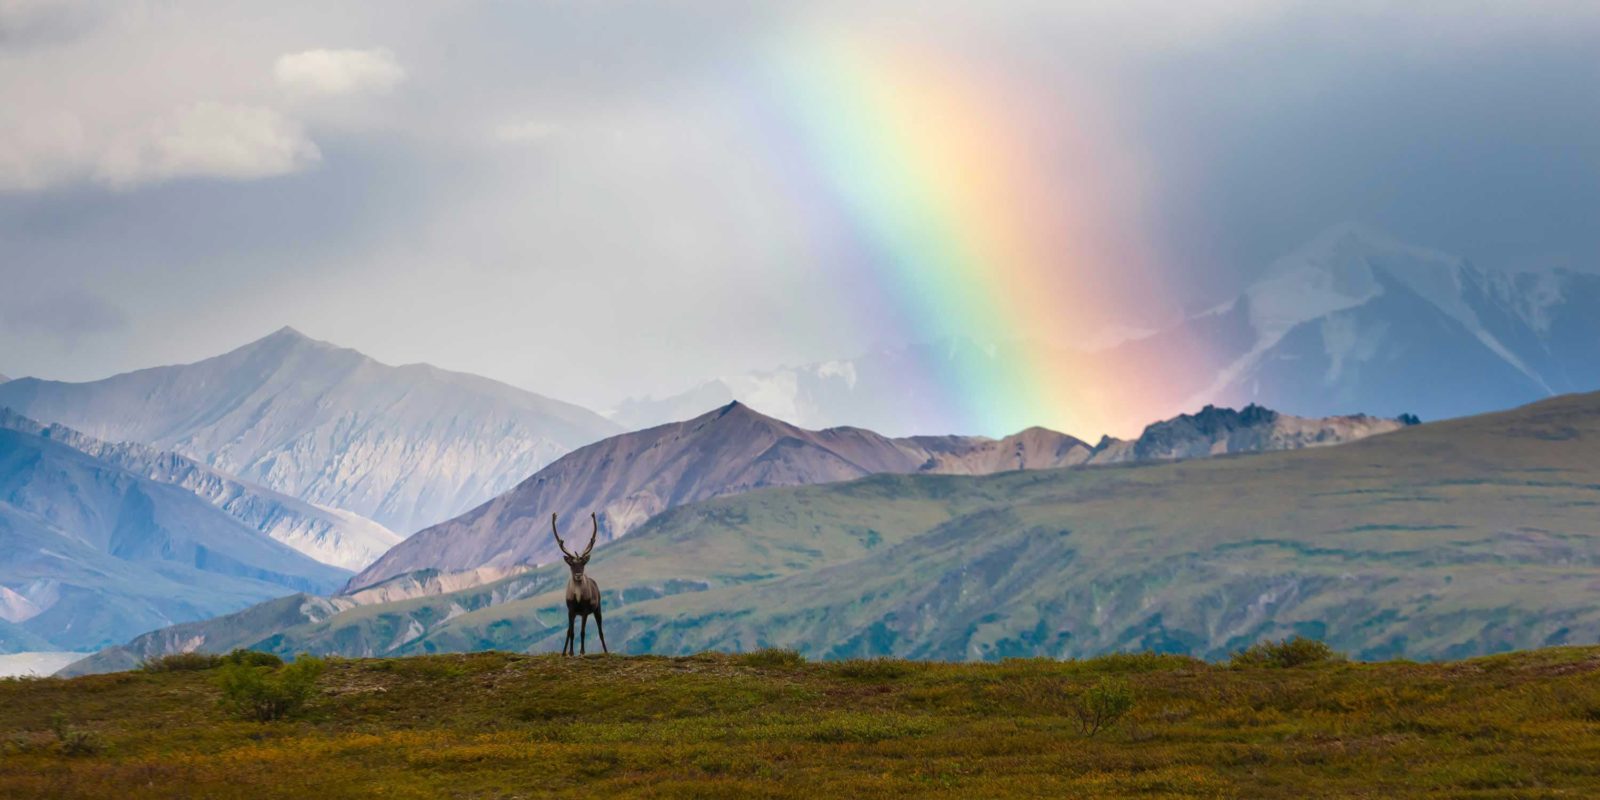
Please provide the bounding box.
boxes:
[752,30,1183,438]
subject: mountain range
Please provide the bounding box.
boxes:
[65,389,1600,673]
[0,422,350,653]
[65,397,1416,671]
[345,402,1095,592]
[613,225,1600,438]
[0,327,621,535]
[0,409,399,570]
[347,401,1406,594]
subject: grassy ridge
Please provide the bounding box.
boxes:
[8,647,1600,798]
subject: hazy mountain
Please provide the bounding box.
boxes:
[0,426,349,653]
[0,375,9,384]
[612,226,1600,437]
[0,327,621,534]
[609,341,1041,438]
[345,402,1094,592]
[66,389,1600,673]
[1164,223,1600,421]
[0,409,399,570]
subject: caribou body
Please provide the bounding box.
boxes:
[551,512,606,656]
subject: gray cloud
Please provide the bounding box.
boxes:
[1,286,129,349]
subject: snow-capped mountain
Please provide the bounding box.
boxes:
[1164,224,1600,420]
[0,328,621,535]
[0,424,350,653]
[614,225,1600,436]
[0,409,399,570]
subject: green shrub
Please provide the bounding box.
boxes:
[221,649,284,668]
[141,652,223,672]
[1080,652,1208,674]
[1230,637,1341,669]
[831,659,913,681]
[49,713,100,756]
[735,648,806,669]
[1075,677,1135,737]
[141,649,282,673]
[217,654,327,722]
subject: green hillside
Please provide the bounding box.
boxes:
[71,391,1600,672]
[11,647,1600,798]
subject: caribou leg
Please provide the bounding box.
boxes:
[594,608,608,654]
[580,614,589,656]
[563,610,576,656]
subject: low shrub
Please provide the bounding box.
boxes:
[831,659,913,681]
[141,649,282,673]
[221,649,284,668]
[49,713,100,756]
[1080,652,1208,674]
[217,654,327,722]
[735,648,806,669]
[1075,677,1136,737]
[1230,637,1341,669]
[141,652,223,672]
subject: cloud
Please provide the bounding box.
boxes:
[491,120,558,144]
[0,0,102,49]
[274,48,405,97]
[0,287,129,348]
[94,102,321,189]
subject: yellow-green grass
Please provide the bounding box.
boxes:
[8,647,1600,798]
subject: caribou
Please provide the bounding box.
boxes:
[551,512,607,656]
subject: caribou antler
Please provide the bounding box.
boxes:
[551,512,574,558]
[581,512,598,557]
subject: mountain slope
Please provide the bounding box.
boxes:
[66,390,1600,671]
[345,402,1094,592]
[0,409,399,570]
[0,427,349,652]
[0,328,621,534]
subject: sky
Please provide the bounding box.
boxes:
[2,0,1597,410]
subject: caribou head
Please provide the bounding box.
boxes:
[551,511,597,579]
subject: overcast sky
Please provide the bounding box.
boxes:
[2,1,1596,409]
